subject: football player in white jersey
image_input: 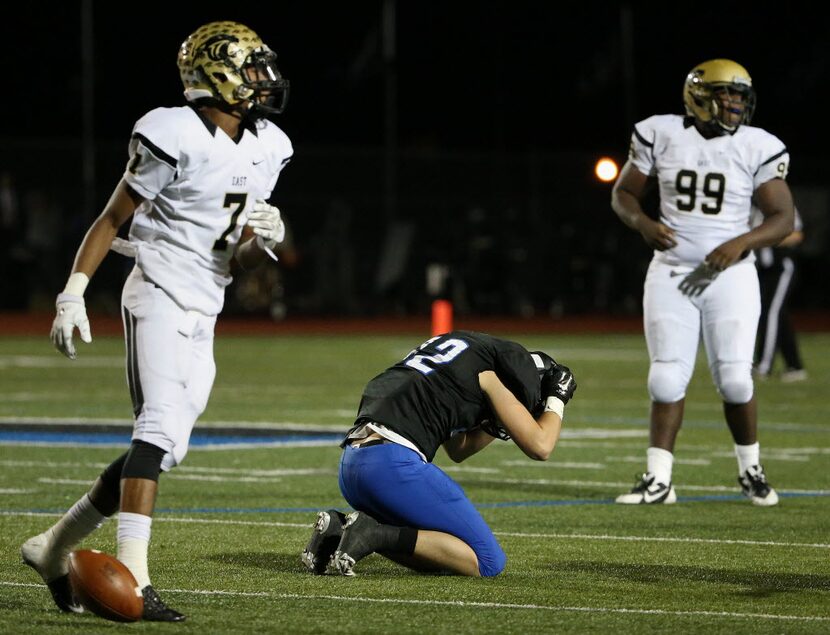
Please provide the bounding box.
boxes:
[611,59,794,507]
[21,22,293,620]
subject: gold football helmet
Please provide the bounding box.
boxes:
[177,21,289,117]
[683,59,755,133]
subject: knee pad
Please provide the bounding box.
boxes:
[715,361,754,404]
[98,451,128,501]
[648,361,689,403]
[122,440,167,481]
[478,545,507,577]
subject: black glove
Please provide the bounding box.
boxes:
[541,363,577,404]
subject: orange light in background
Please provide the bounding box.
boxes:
[594,157,619,182]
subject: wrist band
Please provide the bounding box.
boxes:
[63,272,90,297]
[544,396,565,418]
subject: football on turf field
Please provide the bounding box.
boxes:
[68,550,143,622]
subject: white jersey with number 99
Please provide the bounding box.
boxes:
[628,114,788,267]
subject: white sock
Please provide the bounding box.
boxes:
[647,447,674,485]
[30,494,106,580]
[117,512,152,589]
[47,494,107,555]
[734,442,760,475]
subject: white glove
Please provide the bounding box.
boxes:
[50,293,92,359]
[246,200,285,248]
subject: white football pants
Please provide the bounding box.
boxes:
[121,266,217,471]
[643,259,760,404]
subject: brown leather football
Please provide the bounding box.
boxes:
[68,550,143,622]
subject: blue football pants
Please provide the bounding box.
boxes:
[338,443,506,576]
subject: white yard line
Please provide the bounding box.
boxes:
[2,582,827,622]
[494,531,830,549]
[501,460,606,469]
[0,356,122,369]
[606,456,712,466]
[0,416,341,430]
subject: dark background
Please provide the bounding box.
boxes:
[2,1,828,319]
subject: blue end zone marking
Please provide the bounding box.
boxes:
[0,431,341,446]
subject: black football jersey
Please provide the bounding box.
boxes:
[349,330,542,461]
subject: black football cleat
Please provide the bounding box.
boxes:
[327,512,381,577]
[141,585,186,622]
[301,509,347,574]
[47,574,84,614]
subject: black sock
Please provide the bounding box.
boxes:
[374,524,418,555]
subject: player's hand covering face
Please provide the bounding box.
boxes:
[541,363,577,404]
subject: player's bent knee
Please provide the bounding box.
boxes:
[717,363,753,404]
[477,545,507,577]
[122,440,167,482]
[647,361,688,403]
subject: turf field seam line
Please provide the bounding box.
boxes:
[0,440,338,450]
[494,532,830,549]
[155,517,310,528]
[0,511,309,527]
[457,476,830,495]
[18,460,827,494]
[3,582,827,622]
[2,510,827,548]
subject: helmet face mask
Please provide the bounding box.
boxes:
[236,48,290,115]
[178,21,290,119]
[683,59,755,134]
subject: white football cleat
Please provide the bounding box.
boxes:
[739,465,779,506]
[21,533,83,613]
[616,472,677,504]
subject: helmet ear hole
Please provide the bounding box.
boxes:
[212,72,228,82]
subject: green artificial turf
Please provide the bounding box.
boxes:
[1,333,828,633]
